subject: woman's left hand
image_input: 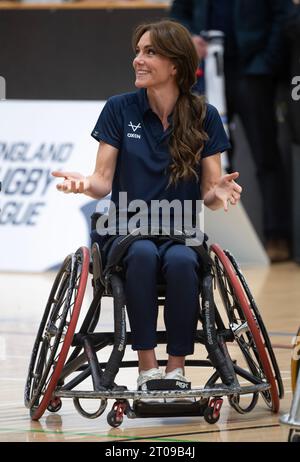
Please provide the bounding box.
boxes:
[214,172,242,211]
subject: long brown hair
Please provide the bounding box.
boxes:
[132,20,208,186]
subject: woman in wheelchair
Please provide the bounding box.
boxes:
[52,20,242,391]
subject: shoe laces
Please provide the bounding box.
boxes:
[137,368,162,387]
[164,368,187,382]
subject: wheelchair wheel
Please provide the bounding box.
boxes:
[224,249,284,400]
[291,327,300,393]
[210,244,280,413]
[24,247,89,420]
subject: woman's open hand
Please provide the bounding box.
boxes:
[214,172,242,211]
[51,171,90,194]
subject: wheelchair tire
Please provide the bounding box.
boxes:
[210,244,280,413]
[224,249,284,400]
[291,327,300,394]
[24,247,89,420]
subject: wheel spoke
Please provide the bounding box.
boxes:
[24,248,89,419]
[210,244,280,413]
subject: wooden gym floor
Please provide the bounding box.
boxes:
[0,261,299,443]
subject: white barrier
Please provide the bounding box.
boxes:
[0,100,104,271]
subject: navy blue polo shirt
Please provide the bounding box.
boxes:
[91,88,230,232]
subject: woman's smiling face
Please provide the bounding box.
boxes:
[133,31,177,90]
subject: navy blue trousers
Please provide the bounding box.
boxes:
[107,238,201,356]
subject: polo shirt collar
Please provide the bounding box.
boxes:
[137,88,174,125]
[137,88,151,115]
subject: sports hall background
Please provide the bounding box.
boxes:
[0,0,300,445]
[1,0,300,270]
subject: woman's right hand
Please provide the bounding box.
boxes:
[51,171,91,194]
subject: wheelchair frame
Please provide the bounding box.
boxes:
[24,236,283,427]
[280,327,300,442]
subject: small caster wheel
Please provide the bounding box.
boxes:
[47,398,62,413]
[204,397,223,424]
[204,406,220,424]
[107,401,127,428]
[107,409,123,428]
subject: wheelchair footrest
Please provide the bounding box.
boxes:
[132,399,208,418]
[140,379,191,391]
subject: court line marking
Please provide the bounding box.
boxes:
[0,426,198,442]
[0,402,24,407]
[112,423,283,442]
[0,423,283,443]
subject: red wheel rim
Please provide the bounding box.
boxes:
[210,243,280,413]
[31,246,90,420]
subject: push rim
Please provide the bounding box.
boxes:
[210,243,280,413]
[25,247,89,420]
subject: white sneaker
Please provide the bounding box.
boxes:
[137,368,163,390]
[164,368,187,382]
[164,368,193,403]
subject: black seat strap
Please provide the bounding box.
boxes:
[103,232,212,276]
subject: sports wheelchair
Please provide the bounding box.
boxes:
[24,216,284,427]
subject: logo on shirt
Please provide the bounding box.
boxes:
[127,121,142,139]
